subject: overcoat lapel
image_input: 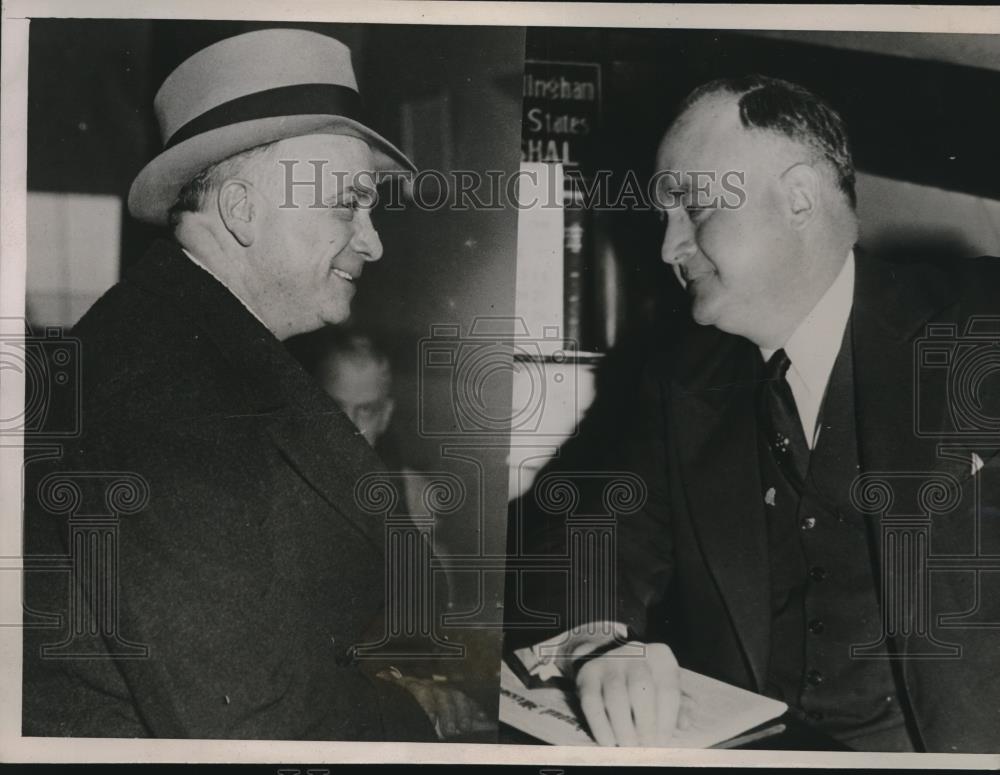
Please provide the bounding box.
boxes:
[670,324,771,690]
[126,239,387,552]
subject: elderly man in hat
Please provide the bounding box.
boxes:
[22,29,443,741]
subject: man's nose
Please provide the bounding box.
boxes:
[353,209,383,262]
[660,211,696,267]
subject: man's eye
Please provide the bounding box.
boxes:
[332,195,375,212]
[687,206,711,222]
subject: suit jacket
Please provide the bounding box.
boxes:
[22,239,434,741]
[513,252,1000,753]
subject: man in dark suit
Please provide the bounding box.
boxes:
[22,29,438,740]
[511,75,1000,752]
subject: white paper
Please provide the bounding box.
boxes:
[500,658,787,748]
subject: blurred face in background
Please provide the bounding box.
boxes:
[319,351,395,447]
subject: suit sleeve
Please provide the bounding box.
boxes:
[505,355,676,652]
[607,356,676,640]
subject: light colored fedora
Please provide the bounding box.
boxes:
[128,28,416,225]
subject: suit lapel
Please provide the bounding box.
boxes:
[126,239,387,552]
[670,325,771,689]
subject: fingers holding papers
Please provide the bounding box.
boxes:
[575,641,681,746]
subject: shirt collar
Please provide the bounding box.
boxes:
[179,246,269,330]
[760,250,855,399]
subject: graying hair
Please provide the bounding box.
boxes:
[167,141,278,227]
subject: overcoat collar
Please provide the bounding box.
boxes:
[125,239,387,551]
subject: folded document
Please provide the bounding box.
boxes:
[500,649,787,748]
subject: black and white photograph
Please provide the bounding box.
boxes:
[3,1,1000,769]
[14,14,524,746]
[502,23,1000,757]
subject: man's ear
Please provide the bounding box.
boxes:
[779,162,821,229]
[217,179,256,247]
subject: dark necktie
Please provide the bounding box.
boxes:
[758,349,810,489]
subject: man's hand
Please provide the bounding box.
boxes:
[575,641,685,747]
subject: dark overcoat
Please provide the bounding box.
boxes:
[23,239,433,740]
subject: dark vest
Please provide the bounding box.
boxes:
[759,321,917,752]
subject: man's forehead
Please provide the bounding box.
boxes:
[656,94,745,170]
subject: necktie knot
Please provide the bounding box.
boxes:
[765,348,792,382]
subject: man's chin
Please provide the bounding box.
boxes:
[323,312,352,328]
[689,298,719,328]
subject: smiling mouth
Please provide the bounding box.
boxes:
[682,268,715,285]
[331,267,355,283]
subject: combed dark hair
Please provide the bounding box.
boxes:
[167,141,278,227]
[679,75,856,209]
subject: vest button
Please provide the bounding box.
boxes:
[808,618,825,634]
[806,669,824,686]
[809,566,827,581]
[807,710,825,722]
[800,516,817,530]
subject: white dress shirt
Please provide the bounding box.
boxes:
[760,251,855,449]
[180,246,269,329]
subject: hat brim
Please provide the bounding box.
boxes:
[128,115,417,226]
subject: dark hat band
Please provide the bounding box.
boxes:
[164,83,365,150]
